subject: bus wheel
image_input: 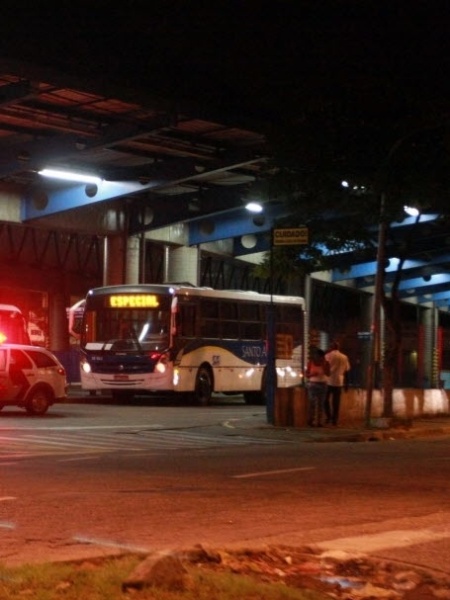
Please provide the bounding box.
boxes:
[26,388,51,415]
[194,366,213,406]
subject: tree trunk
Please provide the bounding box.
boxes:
[382,285,403,418]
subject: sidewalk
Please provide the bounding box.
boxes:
[232,411,450,443]
[66,384,450,443]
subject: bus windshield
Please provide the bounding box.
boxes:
[83,306,171,352]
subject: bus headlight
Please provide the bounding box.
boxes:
[156,362,166,374]
[81,361,91,374]
[153,352,169,374]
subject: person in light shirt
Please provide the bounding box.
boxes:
[325,341,351,426]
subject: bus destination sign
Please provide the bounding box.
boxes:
[109,294,160,308]
[273,227,309,246]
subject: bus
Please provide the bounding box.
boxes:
[0,304,31,345]
[77,284,306,404]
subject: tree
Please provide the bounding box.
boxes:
[253,102,450,417]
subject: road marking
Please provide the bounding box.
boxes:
[316,527,450,553]
[0,497,16,501]
[0,425,163,431]
[73,535,150,553]
[233,467,315,479]
[57,456,101,462]
[0,428,288,457]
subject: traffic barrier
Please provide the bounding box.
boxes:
[274,386,308,427]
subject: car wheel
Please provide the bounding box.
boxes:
[194,366,213,406]
[26,388,51,415]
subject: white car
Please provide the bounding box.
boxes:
[0,344,68,415]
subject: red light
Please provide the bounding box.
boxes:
[0,332,7,344]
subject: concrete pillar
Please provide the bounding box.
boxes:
[48,291,68,351]
[163,245,170,283]
[304,276,311,365]
[125,235,140,284]
[165,246,199,285]
[103,234,126,286]
[420,306,433,387]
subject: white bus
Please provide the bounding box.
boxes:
[0,304,30,345]
[77,284,306,404]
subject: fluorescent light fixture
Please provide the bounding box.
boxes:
[38,168,102,184]
[404,205,420,217]
[245,201,263,213]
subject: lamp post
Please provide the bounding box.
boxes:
[266,241,276,424]
[365,192,387,427]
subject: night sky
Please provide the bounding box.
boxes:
[1,1,450,178]
[2,2,449,113]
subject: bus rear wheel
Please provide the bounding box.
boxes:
[193,366,213,406]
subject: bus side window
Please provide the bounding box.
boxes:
[200,300,219,338]
[220,301,239,338]
[179,305,196,337]
[239,303,262,340]
[241,322,262,340]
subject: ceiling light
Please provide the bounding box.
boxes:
[38,168,102,184]
[404,205,420,217]
[245,201,263,213]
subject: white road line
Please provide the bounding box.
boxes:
[316,527,450,553]
[0,425,163,431]
[57,455,101,462]
[0,497,16,501]
[72,535,150,553]
[0,429,287,456]
[233,467,315,479]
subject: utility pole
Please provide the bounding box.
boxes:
[365,192,387,427]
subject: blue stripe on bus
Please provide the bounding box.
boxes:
[179,339,267,365]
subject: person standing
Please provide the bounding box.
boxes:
[306,347,329,427]
[325,341,350,426]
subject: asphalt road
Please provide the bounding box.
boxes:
[1,397,449,580]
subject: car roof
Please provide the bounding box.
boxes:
[0,343,57,357]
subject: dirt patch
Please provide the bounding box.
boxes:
[180,544,450,599]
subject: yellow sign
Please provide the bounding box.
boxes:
[109,295,160,308]
[273,227,309,246]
